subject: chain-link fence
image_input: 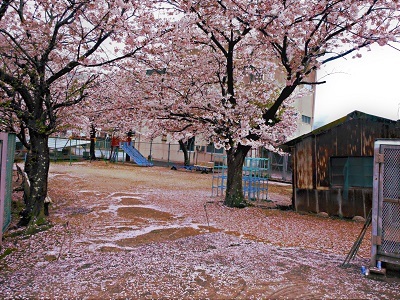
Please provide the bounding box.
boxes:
[260,149,292,182]
[48,137,225,167]
[48,137,110,161]
[380,147,400,256]
[22,137,291,183]
[371,141,400,269]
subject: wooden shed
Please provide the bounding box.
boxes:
[284,111,400,219]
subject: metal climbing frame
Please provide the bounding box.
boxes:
[211,156,227,198]
[243,157,269,201]
[212,156,269,201]
[371,139,400,268]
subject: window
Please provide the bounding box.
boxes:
[304,84,313,91]
[206,143,224,154]
[301,115,311,124]
[330,156,373,188]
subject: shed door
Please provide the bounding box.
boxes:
[371,143,400,266]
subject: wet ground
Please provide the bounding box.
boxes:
[0,161,399,299]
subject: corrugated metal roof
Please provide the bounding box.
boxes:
[283,110,398,148]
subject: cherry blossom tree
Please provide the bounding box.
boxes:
[130,0,400,207]
[72,73,144,162]
[0,0,12,20]
[0,0,162,226]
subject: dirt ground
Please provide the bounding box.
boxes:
[1,161,400,299]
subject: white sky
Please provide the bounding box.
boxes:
[314,44,400,128]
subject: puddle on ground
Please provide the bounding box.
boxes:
[117,206,174,221]
[99,246,125,252]
[90,197,223,251]
[119,198,143,206]
[116,227,202,247]
[112,192,143,198]
[79,190,106,197]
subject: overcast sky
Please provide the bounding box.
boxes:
[313,44,400,128]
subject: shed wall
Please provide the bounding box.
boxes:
[294,137,314,189]
[315,127,336,187]
[292,118,399,218]
[295,188,372,218]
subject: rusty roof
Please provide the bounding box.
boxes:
[283,110,398,149]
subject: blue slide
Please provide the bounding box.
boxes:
[121,142,153,167]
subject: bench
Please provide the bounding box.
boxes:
[194,162,215,173]
[16,164,53,216]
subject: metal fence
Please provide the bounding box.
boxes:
[260,149,292,182]
[1,133,16,242]
[48,137,225,166]
[371,140,400,268]
[49,137,110,161]
[45,137,291,182]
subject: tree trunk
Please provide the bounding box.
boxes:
[224,144,251,207]
[90,124,96,160]
[19,133,50,226]
[178,139,190,166]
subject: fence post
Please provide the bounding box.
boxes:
[149,140,153,161]
[69,138,72,165]
[168,143,171,166]
[54,137,57,162]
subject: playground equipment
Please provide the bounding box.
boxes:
[212,156,269,201]
[121,142,153,167]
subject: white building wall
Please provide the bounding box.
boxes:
[132,71,316,165]
[291,84,315,138]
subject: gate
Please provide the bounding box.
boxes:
[370,139,400,268]
[0,133,16,245]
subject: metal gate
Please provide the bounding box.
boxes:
[371,139,400,268]
[0,132,16,246]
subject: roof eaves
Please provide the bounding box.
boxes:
[282,110,397,148]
